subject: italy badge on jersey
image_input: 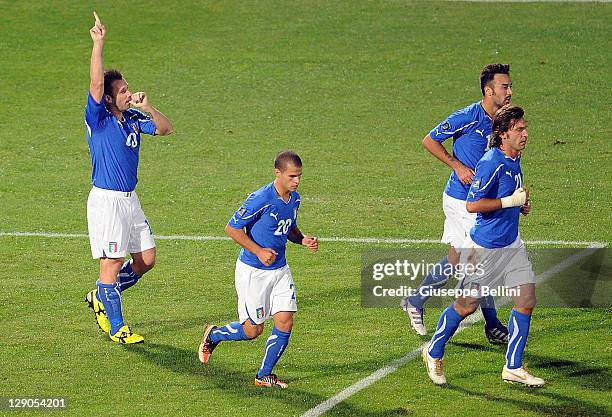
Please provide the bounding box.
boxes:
[256,307,265,319]
[108,242,118,253]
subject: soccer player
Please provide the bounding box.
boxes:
[401,64,512,343]
[198,151,318,389]
[423,104,544,387]
[83,12,174,344]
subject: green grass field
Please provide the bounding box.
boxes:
[1,1,610,416]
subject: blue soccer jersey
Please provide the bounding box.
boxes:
[228,182,300,270]
[84,93,157,192]
[430,102,492,200]
[467,148,524,248]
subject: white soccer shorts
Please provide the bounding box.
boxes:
[87,186,156,259]
[457,234,536,296]
[441,192,477,249]
[235,259,297,325]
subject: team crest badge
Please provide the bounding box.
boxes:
[108,242,118,253]
[472,179,481,189]
[256,307,265,319]
[441,121,451,130]
[238,207,247,217]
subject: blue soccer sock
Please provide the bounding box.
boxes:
[480,296,503,328]
[428,305,464,359]
[96,280,124,334]
[408,256,454,308]
[117,260,142,292]
[257,327,291,378]
[209,322,250,344]
[506,309,532,369]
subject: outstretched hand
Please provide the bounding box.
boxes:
[90,11,106,42]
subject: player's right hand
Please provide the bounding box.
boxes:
[501,187,527,208]
[454,164,475,185]
[90,11,106,42]
[257,248,278,267]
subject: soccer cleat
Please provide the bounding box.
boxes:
[85,289,111,334]
[502,365,545,387]
[254,373,288,389]
[109,325,144,344]
[422,346,447,385]
[401,297,427,336]
[198,324,218,364]
[485,323,509,345]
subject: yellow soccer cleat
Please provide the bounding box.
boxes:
[109,325,144,344]
[85,289,111,334]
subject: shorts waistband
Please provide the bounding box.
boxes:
[92,186,135,197]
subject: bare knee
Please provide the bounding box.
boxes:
[131,249,156,275]
[513,284,536,312]
[515,294,536,312]
[273,312,294,333]
[99,258,124,283]
[453,300,478,318]
[242,322,264,339]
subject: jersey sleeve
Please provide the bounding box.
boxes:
[128,109,157,136]
[467,158,504,202]
[84,92,107,131]
[429,109,472,143]
[228,192,269,230]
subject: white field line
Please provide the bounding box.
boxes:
[0,231,606,247]
[300,244,602,417]
[443,0,611,3]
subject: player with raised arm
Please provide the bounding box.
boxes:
[423,105,544,387]
[84,12,174,344]
[401,64,512,344]
[198,151,318,389]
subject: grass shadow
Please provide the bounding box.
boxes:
[123,342,411,417]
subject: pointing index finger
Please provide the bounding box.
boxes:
[93,11,101,24]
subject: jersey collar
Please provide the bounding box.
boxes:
[478,101,493,121]
[270,182,292,204]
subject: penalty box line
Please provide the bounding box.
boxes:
[300,245,603,417]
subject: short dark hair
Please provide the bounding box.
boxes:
[489,104,525,148]
[480,64,510,96]
[274,151,302,171]
[104,69,124,97]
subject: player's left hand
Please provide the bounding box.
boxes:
[129,92,150,109]
[520,200,531,216]
[302,236,318,252]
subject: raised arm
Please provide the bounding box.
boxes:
[422,134,475,185]
[89,11,106,103]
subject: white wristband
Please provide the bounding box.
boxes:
[501,188,527,208]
